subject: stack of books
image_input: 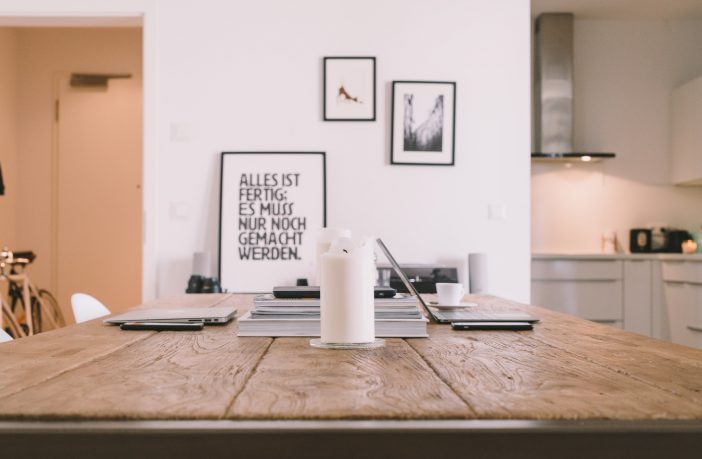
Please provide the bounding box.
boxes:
[237,293,428,337]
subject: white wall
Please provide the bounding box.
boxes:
[155,0,531,302]
[0,0,532,303]
[0,28,17,249]
[532,19,702,253]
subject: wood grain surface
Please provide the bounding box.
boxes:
[1,293,702,421]
[228,338,470,419]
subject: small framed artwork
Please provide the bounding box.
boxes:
[219,152,327,292]
[390,81,457,166]
[323,57,376,121]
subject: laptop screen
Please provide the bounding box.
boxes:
[375,238,539,325]
[376,238,438,322]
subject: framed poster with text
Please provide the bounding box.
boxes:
[219,152,327,292]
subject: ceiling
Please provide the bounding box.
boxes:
[532,0,702,20]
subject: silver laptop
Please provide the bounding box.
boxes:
[104,306,237,325]
[376,239,539,324]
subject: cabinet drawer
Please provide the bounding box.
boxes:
[532,260,622,281]
[532,280,623,321]
[662,261,702,284]
[664,282,702,350]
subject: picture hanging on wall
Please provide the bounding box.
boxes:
[219,152,327,292]
[390,81,456,166]
[323,56,376,121]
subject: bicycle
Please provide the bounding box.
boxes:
[1,247,65,338]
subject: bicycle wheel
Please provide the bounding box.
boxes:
[38,289,66,328]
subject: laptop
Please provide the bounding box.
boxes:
[376,239,539,324]
[104,306,237,325]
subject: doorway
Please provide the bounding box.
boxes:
[0,26,143,322]
[54,69,143,316]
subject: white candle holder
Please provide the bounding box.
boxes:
[309,338,385,350]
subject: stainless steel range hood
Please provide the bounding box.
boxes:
[532,13,615,162]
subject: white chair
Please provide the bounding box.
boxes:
[71,293,111,323]
[0,328,13,343]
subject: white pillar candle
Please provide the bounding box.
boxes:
[320,237,375,344]
[315,228,351,286]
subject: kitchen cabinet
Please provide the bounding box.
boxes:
[623,260,652,336]
[661,261,702,348]
[532,259,624,328]
[671,75,702,186]
[532,254,702,349]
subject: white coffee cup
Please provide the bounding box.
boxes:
[436,283,465,306]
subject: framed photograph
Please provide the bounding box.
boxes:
[324,57,376,121]
[391,81,457,166]
[219,152,326,292]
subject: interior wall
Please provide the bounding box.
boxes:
[14,28,142,295]
[0,28,18,249]
[532,19,702,253]
[0,0,533,304]
[155,0,532,302]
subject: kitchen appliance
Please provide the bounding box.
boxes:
[379,264,458,294]
[630,228,692,253]
[532,13,616,162]
[664,230,693,253]
[630,229,652,253]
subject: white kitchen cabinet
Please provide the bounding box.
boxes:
[623,260,652,336]
[532,259,624,327]
[662,261,702,349]
[533,255,702,346]
[671,75,702,186]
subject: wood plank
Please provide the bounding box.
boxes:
[228,338,471,420]
[0,321,271,420]
[0,294,244,404]
[406,295,702,420]
[525,302,702,403]
[0,319,154,399]
[474,295,702,400]
[409,324,702,420]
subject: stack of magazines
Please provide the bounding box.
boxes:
[237,293,428,337]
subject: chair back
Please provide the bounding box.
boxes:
[71,293,111,323]
[0,328,13,343]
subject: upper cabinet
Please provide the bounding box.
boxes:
[671,75,702,186]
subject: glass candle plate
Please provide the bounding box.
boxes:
[309,338,385,350]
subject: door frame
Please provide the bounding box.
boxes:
[0,4,159,302]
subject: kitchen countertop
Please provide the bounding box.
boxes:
[533,253,702,261]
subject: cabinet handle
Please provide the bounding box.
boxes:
[592,319,619,324]
[688,325,702,333]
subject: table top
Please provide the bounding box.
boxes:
[2,293,702,422]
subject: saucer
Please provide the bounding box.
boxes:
[429,301,478,310]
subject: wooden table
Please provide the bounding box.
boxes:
[2,294,702,458]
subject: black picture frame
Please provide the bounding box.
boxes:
[322,56,377,121]
[390,81,457,166]
[218,152,327,292]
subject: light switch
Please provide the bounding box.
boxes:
[170,123,193,142]
[170,202,190,220]
[488,204,507,220]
